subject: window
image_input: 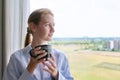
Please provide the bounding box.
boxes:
[30,0,120,80]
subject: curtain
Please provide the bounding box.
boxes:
[1,0,30,79]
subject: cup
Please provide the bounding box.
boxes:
[30,45,51,60]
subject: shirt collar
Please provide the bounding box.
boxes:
[24,44,32,55]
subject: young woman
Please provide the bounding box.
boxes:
[3,8,74,80]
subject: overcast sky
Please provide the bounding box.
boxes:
[30,0,120,38]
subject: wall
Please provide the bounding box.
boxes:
[0,0,3,79]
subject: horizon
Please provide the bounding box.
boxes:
[52,36,120,39]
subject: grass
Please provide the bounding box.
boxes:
[53,44,120,80]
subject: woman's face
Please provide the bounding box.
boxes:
[33,14,55,42]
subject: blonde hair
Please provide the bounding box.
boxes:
[24,8,54,47]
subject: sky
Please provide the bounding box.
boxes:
[30,0,120,38]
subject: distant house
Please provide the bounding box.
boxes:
[107,40,120,51]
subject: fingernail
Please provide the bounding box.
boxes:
[47,58,50,60]
[43,50,46,52]
[38,47,41,50]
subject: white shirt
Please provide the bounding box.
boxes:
[3,45,74,80]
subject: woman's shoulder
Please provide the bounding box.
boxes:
[11,45,31,59]
[10,49,25,61]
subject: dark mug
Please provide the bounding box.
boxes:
[29,45,51,60]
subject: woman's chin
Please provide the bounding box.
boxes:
[46,37,52,41]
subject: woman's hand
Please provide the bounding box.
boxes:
[42,54,58,80]
[27,47,47,74]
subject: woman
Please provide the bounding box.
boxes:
[3,8,74,80]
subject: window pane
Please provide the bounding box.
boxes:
[30,0,120,80]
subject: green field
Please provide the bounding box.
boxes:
[53,44,120,80]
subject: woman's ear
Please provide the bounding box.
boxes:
[28,22,37,33]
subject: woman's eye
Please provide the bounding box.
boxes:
[43,23,55,27]
[44,23,50,27]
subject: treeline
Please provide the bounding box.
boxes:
[50,37,120,51]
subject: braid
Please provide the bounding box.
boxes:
[24,27,32,47]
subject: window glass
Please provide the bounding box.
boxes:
[30,0,120,80]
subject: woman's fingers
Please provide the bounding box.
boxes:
[36,51,47,60]
[42,54,58,77]
[47,58,56,68]
[43,61,54,72]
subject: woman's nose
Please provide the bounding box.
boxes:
[51,26,55,33]
[50,24,55,32]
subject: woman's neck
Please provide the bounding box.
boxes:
[31,40,47,48]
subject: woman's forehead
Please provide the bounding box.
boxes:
[40,14,54,23]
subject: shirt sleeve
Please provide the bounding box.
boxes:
[3,54,36,80]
